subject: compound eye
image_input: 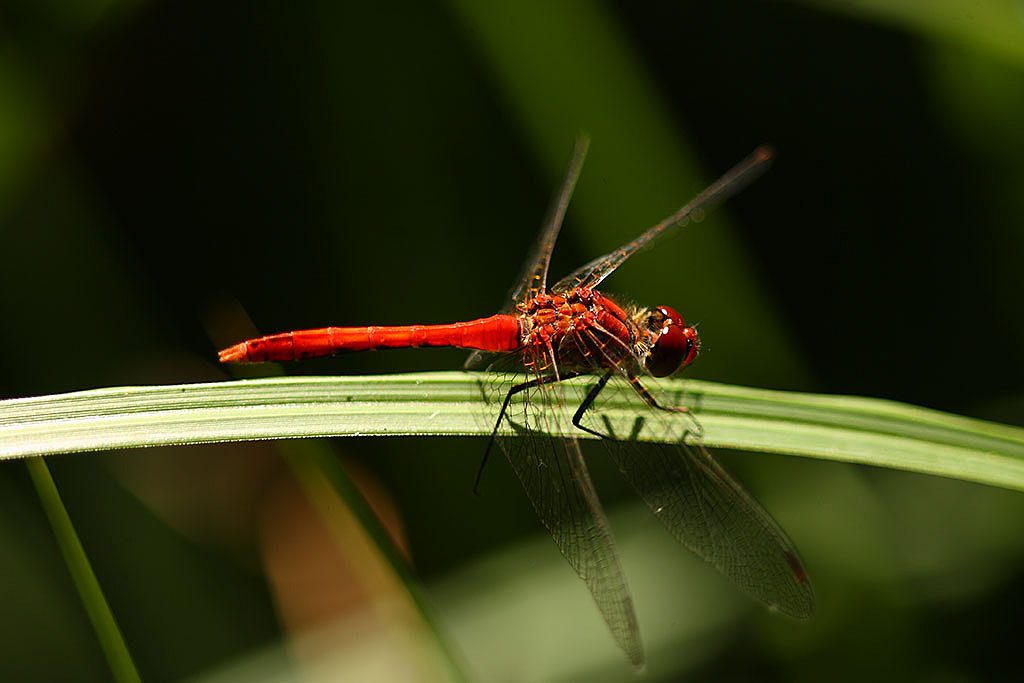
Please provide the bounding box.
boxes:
[644,305,699,377]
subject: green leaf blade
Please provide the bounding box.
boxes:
[3,372,1023,492]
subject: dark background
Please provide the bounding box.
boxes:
[2,1,1024,681]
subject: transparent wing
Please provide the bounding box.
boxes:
[470,348,644,665]
[508,133,590,305]
[464,135,589,372]
[575,372,814,619]
[552,146,772,293]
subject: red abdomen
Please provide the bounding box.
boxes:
[219,314,521,363]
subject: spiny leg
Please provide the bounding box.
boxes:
[475,370,582,494]
[627,374,705,440]
[568,342,704,441]
[571,371,615,440]
[567,328,638,440]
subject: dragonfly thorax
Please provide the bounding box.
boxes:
[517,290,699,377]
[514,288,685,378]
[518,288,636,365]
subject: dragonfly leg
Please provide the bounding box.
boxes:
[628,375,705,440]
[475,370,582,494]
[571,371,615,440]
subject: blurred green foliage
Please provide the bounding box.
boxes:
[2,0,1024,681]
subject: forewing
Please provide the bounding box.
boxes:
[507,134,590,306]
[577,375,814,619]
[464,136,589,373]
[472,349,644,665]
[552,146,772,293]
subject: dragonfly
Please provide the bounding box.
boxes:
[219,136,813,665]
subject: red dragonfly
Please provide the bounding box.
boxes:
[219,137,813,665]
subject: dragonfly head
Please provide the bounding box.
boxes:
[642,305,700,377]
